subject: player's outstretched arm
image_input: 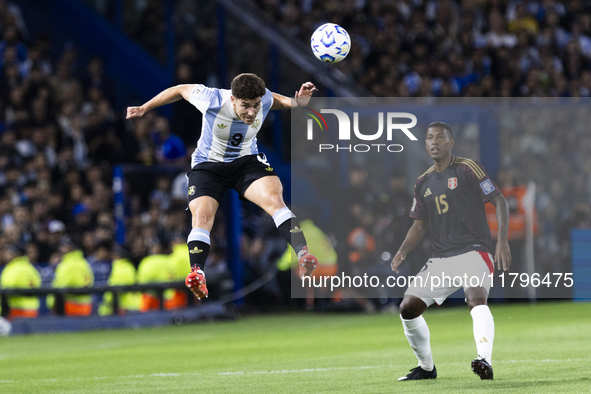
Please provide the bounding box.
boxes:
[126,84,197,119]
[391,219,427,273]
[491,194,512,271]
[270,82,318,110]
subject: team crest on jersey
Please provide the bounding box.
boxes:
[252,119,261,129]
[448,177,458,190]
[188,186,196,196]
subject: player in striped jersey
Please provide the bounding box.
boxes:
[391,122,512,381]
[127,73,319,300]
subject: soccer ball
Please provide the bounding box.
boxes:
[0,317,11,336]
[310,23,351,63]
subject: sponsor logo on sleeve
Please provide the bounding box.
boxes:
[479,179,495,195]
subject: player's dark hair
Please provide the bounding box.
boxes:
[231,73,266,100]
[427,121,453,138]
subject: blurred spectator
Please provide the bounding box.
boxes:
[98,245,141,316]
[151,116,186,165]
[338,166,381,271]
[0,25,27,66]
[172,57,203,146]
[486,168,539,243]
[149,177,172,211]
[136,242,178,312]
[169,232,190,280]
[0,0,28,38]
[36,219,65,262]
[168,233,190,309]
[486,168,539,298]
[130,0,166,63]
[507,3,539,35]
[80,57,114,102]
[375,173,415,259]
[0,244,41,319]
[46,237,94,316]
[129,118,154,165]
[87,240,112,287]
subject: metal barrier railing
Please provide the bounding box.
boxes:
[0,282,195,317]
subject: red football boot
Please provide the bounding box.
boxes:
[185,267,208,300]
[298,246,319,277]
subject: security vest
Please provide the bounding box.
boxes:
[98,258,141,315]
[486,185,539,242]
[47,249,94,310]
[170,244,191,280]
[0,256,41,313]
[137,254,177,303]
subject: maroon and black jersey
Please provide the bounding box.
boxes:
[410,156,501,258]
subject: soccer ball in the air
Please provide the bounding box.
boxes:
[311,23,351,63]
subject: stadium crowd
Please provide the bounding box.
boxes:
[256,0,591,98]
[0,0,235,318]
[2,0,591,317]
[251,0,591,290]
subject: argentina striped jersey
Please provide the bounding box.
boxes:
[188,85,274,166]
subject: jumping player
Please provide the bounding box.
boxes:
[391,122,511,381]
[127,73,319,300]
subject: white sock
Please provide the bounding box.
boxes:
[401,315,434,371]
[471,305,494,364]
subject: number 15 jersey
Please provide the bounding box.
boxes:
[188,85,274,166]
[410,156,501,258]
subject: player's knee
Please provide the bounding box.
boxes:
[268,193,286,212]
[467,297,487,310]
[399,299,423,320]
[191,210,214,228]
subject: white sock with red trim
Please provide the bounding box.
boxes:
[471,305,494,364]
[401,315,434,371]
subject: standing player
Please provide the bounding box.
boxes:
[127,73,319,300]
[391,122,511,381]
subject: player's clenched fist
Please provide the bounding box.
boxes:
[126,106,145,119]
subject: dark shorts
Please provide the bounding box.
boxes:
[187,153,278,203]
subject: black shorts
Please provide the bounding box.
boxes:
[187,153,278,203]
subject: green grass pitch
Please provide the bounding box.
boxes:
[0,301,589,393]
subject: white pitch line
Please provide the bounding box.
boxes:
[215,358,591,376]
[218,366,382,376]
[1,358,589,384]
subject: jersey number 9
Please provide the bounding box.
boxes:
[230,133,244,147]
